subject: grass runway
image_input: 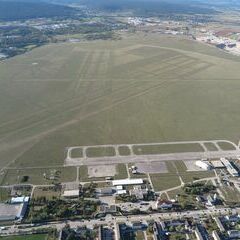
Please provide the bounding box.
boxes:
[0,33,240,172]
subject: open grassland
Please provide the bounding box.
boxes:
[1,167,76,185]
[86,146,115,158]
[218,141,236,150]
[150,173,181,191]
[118,146,131,156]
[70,148,83,158]
[133,143,203,155]
[0,188,10,201]
[204,142,218,151]
[0,33,240,171]
[180,171,215,183]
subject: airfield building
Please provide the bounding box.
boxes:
[62,190,79,198]
[195,160,212,170]
[0,198,29,222]
[112,179,143,186]
[220,158,239,177]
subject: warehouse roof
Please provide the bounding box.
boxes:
[0,203,24,221]
[211,160,225,168]
[62,190,79,198]
[112,179,143,186]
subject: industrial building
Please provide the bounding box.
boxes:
[129,186,148,200]
[96,187,113,196]
[227,230,240,238]
[211,160,225,169]
[0,201,28,222]
[112,179,143,186]
[62,189,79,198]
[62,182,80,198]
[155,199,173,209]
[195,160,212,170]
[220,158,239,177]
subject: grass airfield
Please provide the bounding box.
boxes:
[0,33,240,170]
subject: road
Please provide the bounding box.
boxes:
[1,207,239,236]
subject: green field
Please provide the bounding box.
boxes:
[1,167,76,185]
[218,141,236,150]
[118,146,131,156]
[133,143,203,155]
[150,173,181,191]
[0,32,240,173]
[204,142,218,151]
[0,188,10,201]
[86,146,115,158]
[180,171,215,183]
[0,234,47,240]
[70,148,83,158]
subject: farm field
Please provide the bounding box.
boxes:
[0,32,240,171]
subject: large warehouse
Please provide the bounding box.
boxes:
[0,203,26,221]
[112,179,143,186]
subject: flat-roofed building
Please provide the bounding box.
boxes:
[228,230,240,238]
[211,161,225,168]
[0,203,28,221]
[195,160,212,170]
[112,179,143,186]
[212,230,222,240]
[214,217,225,232]
[96,187,113,196]
[62,189,79,198]
[221,158,239,177]
[116,189,127,195]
